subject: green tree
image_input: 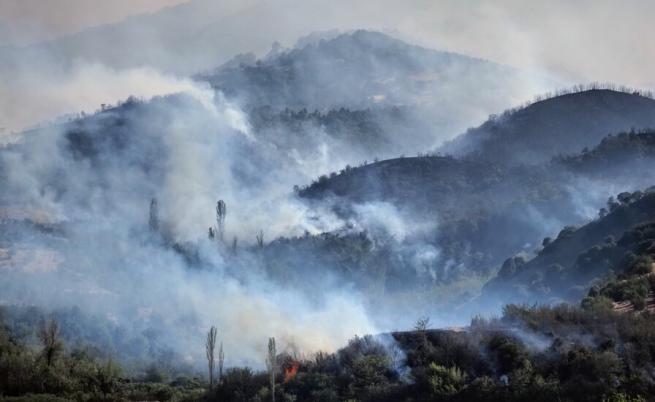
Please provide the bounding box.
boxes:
[426,363,467,398]
[39,319,63,367]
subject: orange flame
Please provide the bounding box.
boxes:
[284,361,299,382]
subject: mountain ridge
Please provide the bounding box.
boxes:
[440,87,655,165]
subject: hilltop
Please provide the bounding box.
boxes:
[202,30,530,110]
[441,87,655,165]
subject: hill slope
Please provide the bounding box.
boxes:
[555,129,655,180]
[482,189,655,307]
[298,124,655,282]
[441,88,655,166]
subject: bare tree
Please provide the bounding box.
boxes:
[413,316,431,365]
[39,318,63,367]
[414,316,431,332]
[256,230,265,249]
[218,341,224,384]
[266,337,277,402]
[216,200,226,241]
[149,198,159,232]
[206,326,217,389]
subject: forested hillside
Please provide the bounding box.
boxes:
[483,188,655,302]
[441,87,655,165]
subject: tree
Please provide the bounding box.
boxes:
[39,318,63,367]
[256,230,265,249]
[607,196,620,212]
[414,317,431,365]
[149,198,159,232]
[206,326,218,389]
[617,192,632,205]
[425,363,467,398]
[218,341,225,384]
[266,337,277,402]
[97,359,122,395]
[216,200,227,241]
[414,316,431,332]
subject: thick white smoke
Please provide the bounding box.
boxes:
[0,85,379,369]
[0,62,217,138]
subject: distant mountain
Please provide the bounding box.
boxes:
[203,30,541,109]
[1,23,557,159]
[201,30,553,145]
[441,88,655,166]
[0,0,263,74]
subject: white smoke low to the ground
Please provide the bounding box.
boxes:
[0,84,381,369]
[2,223,377,368]
[350,202,438,243]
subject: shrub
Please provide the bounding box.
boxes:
[425,363,467,398]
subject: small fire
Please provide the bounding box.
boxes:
[284,361,300,382]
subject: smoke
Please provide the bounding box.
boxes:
[0,61,217,137]
[2,0,653,375]
[4,0,654,87]
[0,84,383,369]
[1,74,492,368]
[1,0,569,148]
[350,202,437,242]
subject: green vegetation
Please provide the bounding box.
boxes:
[484,190,655,305]
[441,85,655,166]
[0,313,204,401]
[7,301,655,401]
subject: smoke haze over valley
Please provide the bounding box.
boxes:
[2,2,655,401]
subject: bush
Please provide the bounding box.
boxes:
[486,335,530,374]
[604,393,647,402]
[425,363,467,398]
[626,255,653,276]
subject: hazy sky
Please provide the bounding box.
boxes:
[0,0,652,87]
[0,0,652,134]
[0,0,186,46]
